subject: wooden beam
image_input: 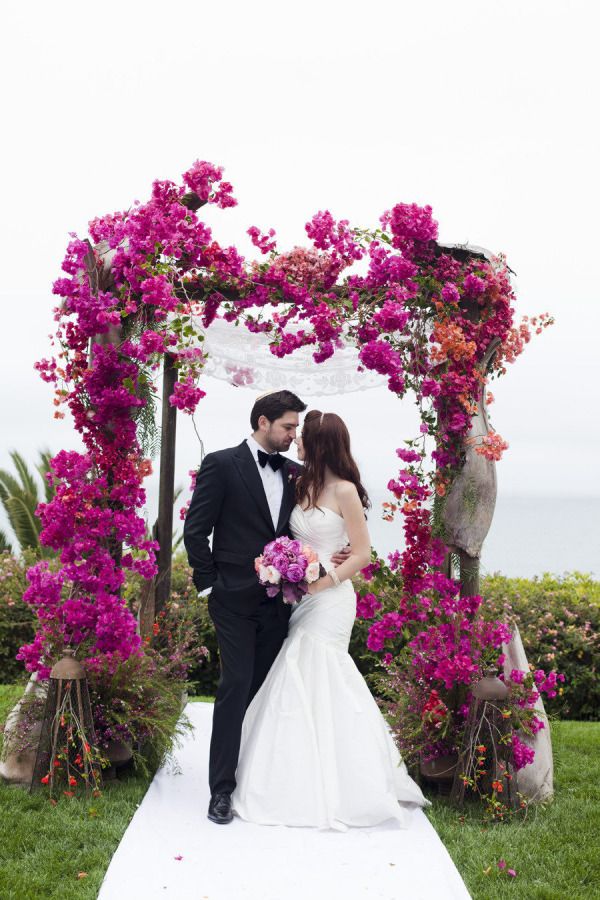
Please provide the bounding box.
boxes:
[154,354,178,615]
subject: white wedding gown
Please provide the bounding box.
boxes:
[232,504,428,831]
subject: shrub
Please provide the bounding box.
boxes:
[124,551,220,697]
[481,572,600,720]
[0,551,37,683]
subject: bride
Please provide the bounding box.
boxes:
[232,410,428,830]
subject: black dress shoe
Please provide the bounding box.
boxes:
[207,792,233,824]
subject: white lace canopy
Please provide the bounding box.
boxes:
[200,243,496,396]
[202,318,385,396]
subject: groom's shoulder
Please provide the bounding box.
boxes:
[195,442,242,469]
[203,441,248,463]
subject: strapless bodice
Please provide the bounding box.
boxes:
[289,504,349,567]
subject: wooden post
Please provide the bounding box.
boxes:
[154,354,178,616]
[458,550,480,597]
[138,521,158,641]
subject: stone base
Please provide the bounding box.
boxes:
[503,625,554,802]
[0,674,48,786]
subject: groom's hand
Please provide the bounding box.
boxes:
[330,544,351,567]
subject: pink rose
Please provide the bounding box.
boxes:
[286,564,304,583]
[305,561,320,583]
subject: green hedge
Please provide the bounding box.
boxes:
[0,552,36,684]
[481,571,600,720]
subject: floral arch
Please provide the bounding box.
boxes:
[20,160,559,799]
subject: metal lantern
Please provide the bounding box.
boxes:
[450,669,518,810]
[30,648,100,797]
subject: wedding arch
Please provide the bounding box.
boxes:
[18,161,559,804]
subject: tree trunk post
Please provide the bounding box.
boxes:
[154,354,178,616]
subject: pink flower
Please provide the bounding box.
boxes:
[380,202,438,257]
[356,592,383,620]
[247,226,277,254]
[463,273,486,298]
[183,160,237,207]
[169,378,206,415]
[441,282,460,304]
[512,733,535,770]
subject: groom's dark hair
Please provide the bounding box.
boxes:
[250,390,307,430]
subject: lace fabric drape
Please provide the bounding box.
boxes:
[202,318,385,395]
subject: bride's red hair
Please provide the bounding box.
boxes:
[296,410,370,511]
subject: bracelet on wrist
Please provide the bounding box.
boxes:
[329,568,341,587]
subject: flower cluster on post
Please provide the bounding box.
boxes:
[23,161,556,783]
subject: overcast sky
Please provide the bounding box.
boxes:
[1,0,599,546]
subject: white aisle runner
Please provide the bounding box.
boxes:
[98,702,471,900]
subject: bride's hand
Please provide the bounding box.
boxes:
[330,544,351,567]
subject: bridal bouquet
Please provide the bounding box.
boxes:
[255,536,322,604]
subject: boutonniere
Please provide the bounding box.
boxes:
[287,465,300,483]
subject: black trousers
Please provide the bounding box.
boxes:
[207,594,289,795]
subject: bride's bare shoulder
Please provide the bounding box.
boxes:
[333,480,360,501]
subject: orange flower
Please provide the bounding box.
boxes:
[63,790,75,798]
[69,776,77,787]
[430,320,477,364]
[41,774,50,785]
[138,459,153,478]
[153,622,160,636]
[491,780,503,792]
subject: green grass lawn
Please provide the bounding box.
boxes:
[429,720,600,899]
[1,684,599,899]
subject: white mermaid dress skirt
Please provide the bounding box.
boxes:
[232,505,428,831]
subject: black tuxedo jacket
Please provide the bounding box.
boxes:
[183,440,301,614]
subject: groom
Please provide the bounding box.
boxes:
[184,390,349,825]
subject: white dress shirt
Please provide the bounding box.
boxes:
[246,435,284,530]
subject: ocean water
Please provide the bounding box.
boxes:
[366,495,600,579]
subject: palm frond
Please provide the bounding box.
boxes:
[10,451,39,500]
[4,496,41,552]
[0,470,24,506]
[0,530,12,553]
[36,449,55,503]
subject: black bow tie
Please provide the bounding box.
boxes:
[257,449,285,472]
